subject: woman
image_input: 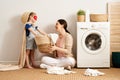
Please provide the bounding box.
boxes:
[40,19,75,70]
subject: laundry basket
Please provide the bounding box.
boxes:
[90,14,108,22]
[35,35,52,53]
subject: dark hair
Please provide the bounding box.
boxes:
[57,19,70,34]
[27,12,36,22]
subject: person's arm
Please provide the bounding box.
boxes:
[51,45,68,53]
[36,27,47,35]
[64,34,73,56]
[28,27,38,36]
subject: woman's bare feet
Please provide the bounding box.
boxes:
[65,66,72,70]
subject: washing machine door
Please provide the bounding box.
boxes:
[82,29,106,55]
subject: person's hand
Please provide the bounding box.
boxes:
[49,45,57,52]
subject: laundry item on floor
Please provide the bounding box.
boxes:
[84,68,105,76]
[40,63,76,75]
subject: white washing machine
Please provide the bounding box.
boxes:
[77,22,110,68]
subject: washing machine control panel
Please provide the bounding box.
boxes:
[77,22,110,30]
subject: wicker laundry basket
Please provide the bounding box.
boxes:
[90,14,108,22]
[35,35,52,53]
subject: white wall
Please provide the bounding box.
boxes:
[0,0,120,63]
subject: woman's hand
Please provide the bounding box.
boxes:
[49,45,57,52]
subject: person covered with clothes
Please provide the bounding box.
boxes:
[21,12,47,68]
[40,19,76,70]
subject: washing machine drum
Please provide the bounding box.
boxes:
[82,30,106,55]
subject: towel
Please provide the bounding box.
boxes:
[0,64,20,71]
[0,29,26,71]
[48,33,58,45]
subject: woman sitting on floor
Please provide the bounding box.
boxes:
[40,19,76,70]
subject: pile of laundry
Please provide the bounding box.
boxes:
[84,68,105,76]
[40,64,76,75]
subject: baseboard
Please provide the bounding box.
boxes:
[0,61,18,64]
[0,61,41,65]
